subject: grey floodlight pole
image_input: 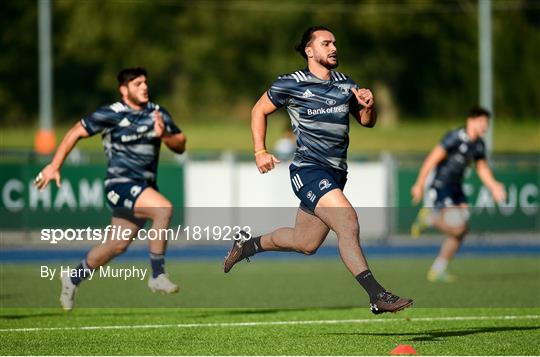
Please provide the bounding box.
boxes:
[36,0,55,154]
[479,0,493,155]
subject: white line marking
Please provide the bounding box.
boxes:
[0,315,538,333]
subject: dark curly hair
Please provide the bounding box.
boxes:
[117,67,147,86]
[467,106,491,119]
[295,26,332,60]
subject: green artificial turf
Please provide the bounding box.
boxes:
[1,256,539,355]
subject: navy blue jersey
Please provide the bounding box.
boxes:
[432,127,486,188]
[80,101,181,186]
[267,68,359,172]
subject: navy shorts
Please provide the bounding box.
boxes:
[426,184,467,210]
[105,181,155,226]
[289,164,347,214]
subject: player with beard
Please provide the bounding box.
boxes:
[223,26,412,314]
[35,67,187,310]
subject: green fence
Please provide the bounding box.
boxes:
[1,153,538,234]
[0,163,184,230]
[396,159,539,233]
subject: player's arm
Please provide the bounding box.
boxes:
[350,87,377,128]
[161,132,186,154]
[34,121,90,191]
[153,108,186,154]
[476,159,506,203]
[251,92,281,174]
[411,145,447,204]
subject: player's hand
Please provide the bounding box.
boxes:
[153,106,165,138]
[255,151,280,174]
[491,181,506,204]
[351,87,374,109]
[411,183,424,205]
[34,164,61,192]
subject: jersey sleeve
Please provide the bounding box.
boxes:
[473,140,487,161]
[347,78,361,113]
[158,107,182,135]
[349,77,359,90]
[267,76,294,108]
[80,105,118,136]
[440,130,460,151]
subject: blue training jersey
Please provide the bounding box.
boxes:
[432,127,486,188]
[80,101,181,186]
[267,68,360,172]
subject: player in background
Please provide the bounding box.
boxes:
[224,26,412,314]
[34,67,186,310]
[410,107,506,282]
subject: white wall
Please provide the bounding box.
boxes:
[185,159,389,239]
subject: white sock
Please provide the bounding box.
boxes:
[431,257,448,273]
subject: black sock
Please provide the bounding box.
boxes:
[355,270,386,303]
[70,259,94,286]
[243,236,264,257]
[252,236,265,253]
[150,253,165,278]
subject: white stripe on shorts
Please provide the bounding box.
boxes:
[292,174,303,191]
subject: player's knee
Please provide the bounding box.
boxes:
[111,241,131,256]
[442,208,469,239]
[298,242,320,255]
[149,201,173,221]
[454,225,468,240]
[162,203,173,220]
[443,207,469,228]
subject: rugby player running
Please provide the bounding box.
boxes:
[224,26,412,314]
[35,67,186,310]
[411,106,506,282]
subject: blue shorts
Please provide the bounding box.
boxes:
[105,181,155,226]
[289,164,347,214]
[426,185,467,209]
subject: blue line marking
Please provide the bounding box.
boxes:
[1,244,538,263]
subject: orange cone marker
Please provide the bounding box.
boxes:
[390,344,417,355]
[34,129,56,155]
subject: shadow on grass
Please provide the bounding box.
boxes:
[0,312,65,320]
[327,326,540,341]
[185,305,359,318]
